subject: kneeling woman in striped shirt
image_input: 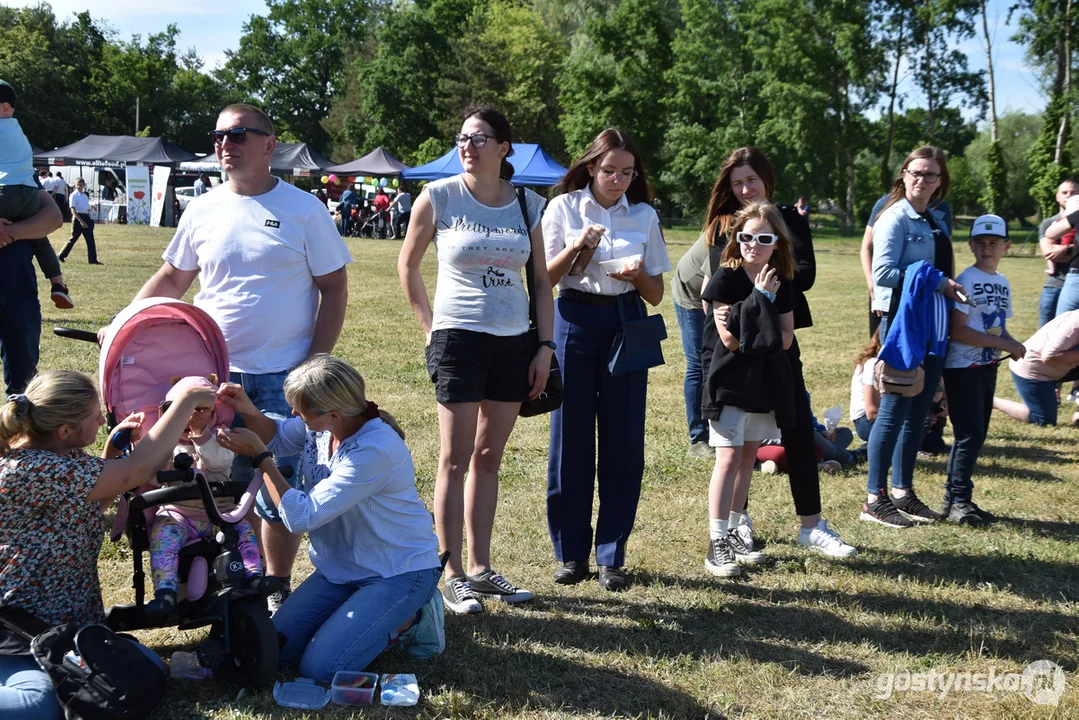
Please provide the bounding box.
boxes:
[215,354,444,683]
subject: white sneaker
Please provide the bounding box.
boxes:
[760,460,779,475]
[727,528,766,565]
[732,518,754,552]
[799,519,857,558]
[818,460,842,474]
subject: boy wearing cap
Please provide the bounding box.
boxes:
[0,79,73,308]
[941,215,1026,526]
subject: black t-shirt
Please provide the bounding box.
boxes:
[702,265,794,316]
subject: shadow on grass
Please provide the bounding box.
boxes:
[997,515,1079,543]
[968,460,1064,483]
[978,443,1076,463]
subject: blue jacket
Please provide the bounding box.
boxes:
[879,260,950,371]
[871,198,949,312]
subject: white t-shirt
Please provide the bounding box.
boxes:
[850,357,878,421]
[163,179,352,374]
[42,176,58,193]
[425,176,545,336]
[52,176,67,195]
[542,186,672,296]
[945,266,1013,368]
[69,190,90,214]
[393,192,412,213]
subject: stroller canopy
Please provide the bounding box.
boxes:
[99,299,230,424]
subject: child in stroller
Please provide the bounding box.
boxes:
[145,375,264,615]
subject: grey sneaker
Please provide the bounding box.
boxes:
[466,569,534,603]
[442,575,483,614]
[705,536,741,577]
[266,582,292,616]
[687,441,713,459]
[727,528,766,564]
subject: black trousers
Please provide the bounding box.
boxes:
[59,214,97,263]
[941,364,997,502]
[779,337,823,517]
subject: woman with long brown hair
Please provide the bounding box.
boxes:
[542,128,671,591]
[864,146,965,528]
[699,146,855,559]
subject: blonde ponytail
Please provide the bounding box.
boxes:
[0,371,99,454]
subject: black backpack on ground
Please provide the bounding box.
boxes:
[0,607,166,720]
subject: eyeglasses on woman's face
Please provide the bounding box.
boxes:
[735,232,778,246]
[904,169,941,185]
[597,168,638,182]
[454,132,491,149]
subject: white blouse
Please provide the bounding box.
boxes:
[542,186,671,296]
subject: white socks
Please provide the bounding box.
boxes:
[709,518,728,540]
[729,511,746,529]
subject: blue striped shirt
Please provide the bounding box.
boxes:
[269,416,440,584]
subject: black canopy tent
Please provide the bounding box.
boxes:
[179,141,332,176]
[33,135,197,167]
[325,147,409,177]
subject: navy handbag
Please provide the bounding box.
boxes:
[608,292,667,376]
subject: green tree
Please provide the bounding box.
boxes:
[226,0,372,154]
[966,111,1042,224]
[980,140,1007,214]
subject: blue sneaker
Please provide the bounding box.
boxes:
[400,591,445,659]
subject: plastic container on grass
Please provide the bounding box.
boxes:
[170,651,211,681]
[331,670,379,706]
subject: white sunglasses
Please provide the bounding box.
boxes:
[735,232,778,246]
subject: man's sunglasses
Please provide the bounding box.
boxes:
[735,232,778,245]
[209,127,271,145]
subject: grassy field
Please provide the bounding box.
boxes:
[33,222,1077,719]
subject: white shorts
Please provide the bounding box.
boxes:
[708,406,780,447]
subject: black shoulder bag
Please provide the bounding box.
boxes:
[0,607,167,720]
[516,186,563,417]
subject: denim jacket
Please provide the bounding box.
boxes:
[871,198,948,313]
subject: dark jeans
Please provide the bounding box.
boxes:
[779,337,822,518]
[868,296,881,338]
[854,415,874,442]
[674,303,708,444]
[942,364,997,503]
[59,214,97,263]
[0,187,58,280]
[0,286,40,395]
[29,239,61,280]
[1039,285,1062,329]
[1011,370,1059,426]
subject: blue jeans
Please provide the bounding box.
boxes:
[867,314,947,494]
[0,287,40,395]
[0,639,161,720]
[274,567,440,684]
[854,415,874,442]
[1054,273,1079,317]
[1012,370,1059,426]
[1040,285,1062,328]
[229,370,302,522]
[674,303,708,444]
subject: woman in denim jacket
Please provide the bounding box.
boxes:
[863,146,966,529]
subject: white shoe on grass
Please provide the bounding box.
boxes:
[798,519,857,558]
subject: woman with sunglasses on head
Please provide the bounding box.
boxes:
[700,147,855,559]
[398,105,554,614]
[864,146,966,528]
[541,129,671,591]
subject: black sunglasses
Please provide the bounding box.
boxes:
[209,127,271,145]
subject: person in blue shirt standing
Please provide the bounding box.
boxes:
[337,184,358,235]
[215,354,445,683]
[864,146,966,529]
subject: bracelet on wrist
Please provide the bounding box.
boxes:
[250,451,273,469]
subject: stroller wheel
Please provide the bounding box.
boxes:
[210,600,278,687]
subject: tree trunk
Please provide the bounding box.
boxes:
[846,145,856,234]
[1056,0,1072,165]
[880,12,905,192]
[924,3,935,142]
[980,0,997,142]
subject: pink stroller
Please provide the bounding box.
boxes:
[56,298,280,687]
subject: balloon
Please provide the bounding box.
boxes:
[380,177,388,187]
[363,176,371,184]
[328,174,338,184]
[391,178,400,188]
[321,176,329,184]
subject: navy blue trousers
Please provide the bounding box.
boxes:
[547,293,648,568]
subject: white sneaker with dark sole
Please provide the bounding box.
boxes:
[442,575,483,614]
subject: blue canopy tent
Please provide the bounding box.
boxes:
[402,143,567,186]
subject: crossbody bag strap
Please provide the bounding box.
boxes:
[516,186,537,330]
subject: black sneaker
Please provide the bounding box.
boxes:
[890,491,942,523]
[726,528,766,565]
[465,569,533,604]
[968,501,998,524]
[943,500,986,527]
[442,575,483,614]
[266,581,292,616]
[860,496,913,528]
[50,283,74,309]
[704,536,741,577]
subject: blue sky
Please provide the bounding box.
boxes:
[5,0,1046,126]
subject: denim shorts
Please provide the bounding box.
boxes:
[229,370,303,523]
[425,328,532,404]
[1011,370,1059,426]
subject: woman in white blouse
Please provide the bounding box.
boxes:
[543,129,671,591]
[215,354,443,684]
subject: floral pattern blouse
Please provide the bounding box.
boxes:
[0,448,108,626]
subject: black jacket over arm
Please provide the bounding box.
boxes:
[703,289,795,427]
[781,205,815,330]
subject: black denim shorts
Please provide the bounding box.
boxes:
[425,328,533,404]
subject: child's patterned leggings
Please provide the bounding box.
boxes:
[150,514,262,594]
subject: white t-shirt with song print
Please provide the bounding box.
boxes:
[426,175,545,337]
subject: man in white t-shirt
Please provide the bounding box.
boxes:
[112,103,351,612]
[58,177,100,264]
